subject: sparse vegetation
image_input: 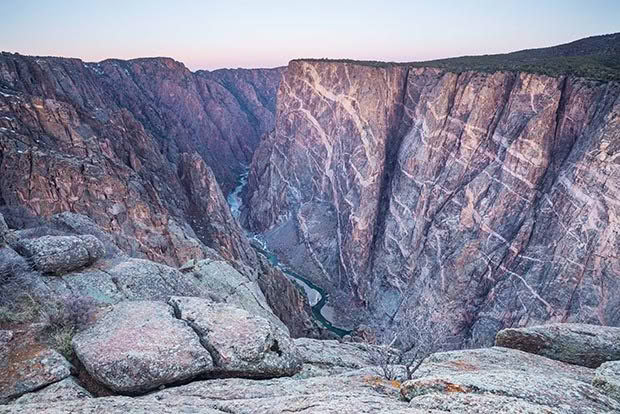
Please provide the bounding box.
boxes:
[0,293,42,325]
[296,33,620,81]
[370,301,454,381]
[43,295,97,361]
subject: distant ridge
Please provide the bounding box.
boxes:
[295,32,620,81]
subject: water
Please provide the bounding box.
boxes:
[227,168,351,337]
[227,168,249,219]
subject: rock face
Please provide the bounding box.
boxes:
[72,301,213,394]
[594,361,620,402]
[4,344,619,413]
[245,59,620,342]
[11,377,92,405]
[0,53,282,267]
[169,296,302,378]
[255,255,324,338]
[11,235,103,274]
[496,323,620,367]
[0,346,73,404]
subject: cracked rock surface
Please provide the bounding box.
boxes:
[169,296,302,378]
[495,323,620,367]
[593,361,620,403]
[72,301,213,394]
[244,60,620,342]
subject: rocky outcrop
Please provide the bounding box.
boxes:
[0,345,73,404]
[72,301,213,394]
[0,212,316,340]
[594,361,620,402]
[495,323,620,367]
[0,53,281,267]
[245,59,620,342]
[400,346,619,413]
[11,235,103,275]
[11,377,92,405]
[4,343,619,413]
[169,296,302,378]
[72,297,303,394]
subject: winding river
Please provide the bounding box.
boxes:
[227,169,351,337]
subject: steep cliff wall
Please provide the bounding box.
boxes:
[0,53,281,267]
[245,60,620,342]
[245,61,409,299]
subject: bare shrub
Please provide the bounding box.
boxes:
[44,295,97,333]
[371,297,455,381]
[42,295,97,361]
[0,293,42,325]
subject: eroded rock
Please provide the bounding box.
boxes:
[168,296,302,378]
[293,338,383,378]
[13,235,104,275]
[495,323,620,367]
[593,361,620,403]
[0,347,72,404]
[72,301,213,394]
[11,377,92,405]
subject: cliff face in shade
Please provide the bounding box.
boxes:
[0,53,282,267]
[245,60,620,342]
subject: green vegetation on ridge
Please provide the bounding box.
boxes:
[296,33,620,81]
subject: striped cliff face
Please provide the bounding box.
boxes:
[245,60,620,342]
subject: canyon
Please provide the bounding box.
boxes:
[0,32,619,413]
[2,35,620,346]
[243,35,620,343]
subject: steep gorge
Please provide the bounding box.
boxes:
[0,53,282,267]
[244,59,620,343]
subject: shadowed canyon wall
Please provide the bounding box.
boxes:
[244,60,620,342]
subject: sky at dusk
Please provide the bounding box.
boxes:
[2,0,619,70]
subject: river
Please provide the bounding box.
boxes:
[227,168,351,337]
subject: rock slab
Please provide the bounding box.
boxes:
[13,235,104,274]
[495,323,620,368]
[168,296,302,378]
[0,347,72,404]
[72,301,213,394]
[593,361,620,403]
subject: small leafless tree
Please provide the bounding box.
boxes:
[371,298,454,381]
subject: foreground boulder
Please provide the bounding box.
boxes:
[495,323,620,368]
[72,301,213,394]
[13,235,104,274]
[594,361,620,403]
[168,296,302,378]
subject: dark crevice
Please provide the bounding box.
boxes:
[368,67,411,284]
[167,300,221,368]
